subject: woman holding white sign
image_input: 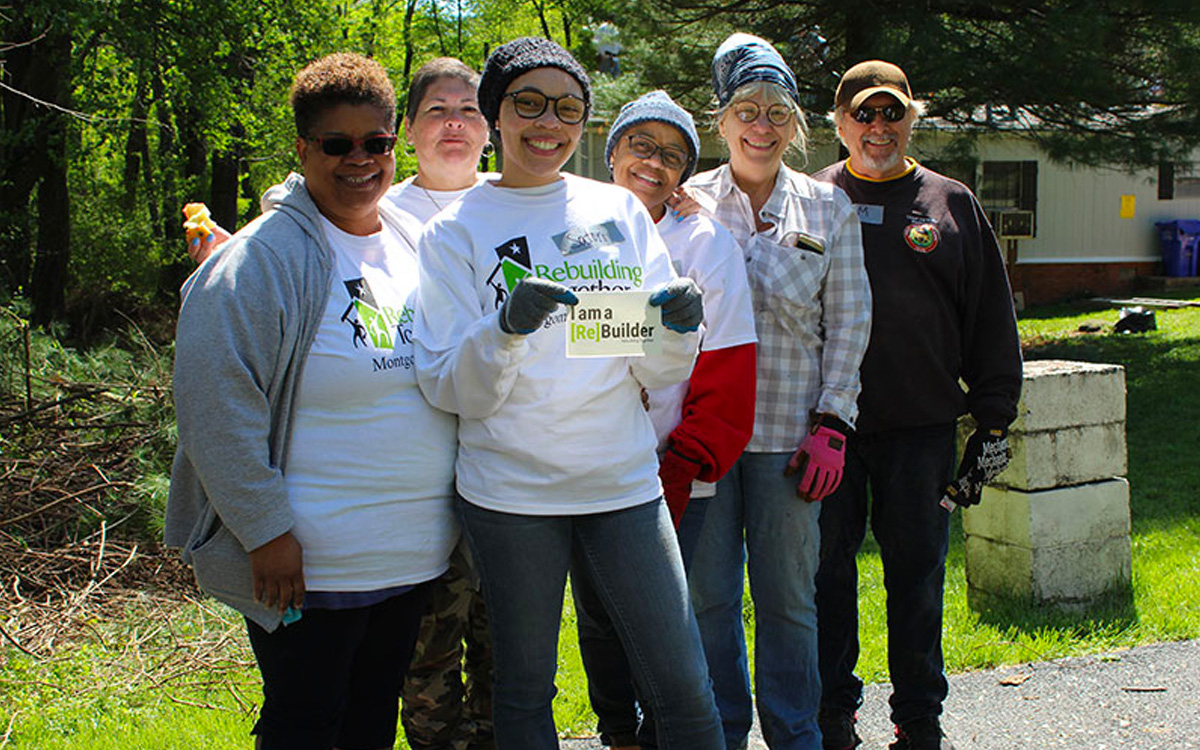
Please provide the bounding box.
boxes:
[412,37,722,750]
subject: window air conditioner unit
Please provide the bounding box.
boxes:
[997,210,1035,239]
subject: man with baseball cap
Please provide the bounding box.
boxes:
[812,61,1022,750]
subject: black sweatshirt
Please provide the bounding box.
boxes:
[812,160,1022,435]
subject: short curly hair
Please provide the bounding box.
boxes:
[290,53,397,138]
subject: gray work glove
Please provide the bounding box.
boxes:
[649,277,704,333]
[499,277,578,335]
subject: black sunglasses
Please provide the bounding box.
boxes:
[503,88,588,125]
[851,104,907,124]
[626,133,688,171]
[306,134,398,156]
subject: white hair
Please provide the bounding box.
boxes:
[714,80,809,157]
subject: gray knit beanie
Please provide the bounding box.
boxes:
[604,90,700,183]
[478,37,591,128]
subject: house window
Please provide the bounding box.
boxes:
[1159,163,1174,200]
[1159,162,1200,200]
[979,161,1037,212]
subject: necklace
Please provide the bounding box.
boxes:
[418,184,445,212]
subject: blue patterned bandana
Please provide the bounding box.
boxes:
[711,33,799,107]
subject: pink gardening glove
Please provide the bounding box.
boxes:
[783,418,847,502]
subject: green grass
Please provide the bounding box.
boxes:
[3,289,1200,747]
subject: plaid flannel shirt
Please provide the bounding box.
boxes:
[687,164,872,452]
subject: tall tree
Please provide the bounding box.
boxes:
[0,2,80,322]
[620,0,1200,167]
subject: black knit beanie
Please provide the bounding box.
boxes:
[478,37,591,128]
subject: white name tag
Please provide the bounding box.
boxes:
[565,291,660,358]
[855,204,885,225]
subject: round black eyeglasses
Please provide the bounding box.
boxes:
[503,88,588,125]
[625,133,688,171]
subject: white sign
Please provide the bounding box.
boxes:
[565,290,660,358]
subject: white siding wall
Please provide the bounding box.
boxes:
[573,116,1200,268]
[913,130,1200,265]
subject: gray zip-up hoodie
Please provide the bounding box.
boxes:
[165,173,418,631]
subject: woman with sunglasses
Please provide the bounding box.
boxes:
[413,38,723,750]
[182,56,498,750]
[569,90,758,750]
[682,33,872,750]
[168,53,457,750]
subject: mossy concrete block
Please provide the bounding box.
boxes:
[1010,360,1126,433]
[965,534,1132,605]
[964,480,1130,548]
[964,479,1132,606]
[997,421,1127,491]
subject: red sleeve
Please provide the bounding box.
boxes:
[667,342,756,483]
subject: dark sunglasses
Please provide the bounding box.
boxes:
[503,88,587,125]
[851,104,907,124]
[626,133,688,171]
[306,134,398,156]
[731,101,794,127]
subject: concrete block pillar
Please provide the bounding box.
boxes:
[963,360,1132,609]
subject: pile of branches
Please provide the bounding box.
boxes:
[0,381,194,658]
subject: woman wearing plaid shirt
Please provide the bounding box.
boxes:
[683,33,872,750]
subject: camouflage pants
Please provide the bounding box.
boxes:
[402,540,495,750]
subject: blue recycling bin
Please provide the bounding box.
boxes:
[1155,220,1200,277]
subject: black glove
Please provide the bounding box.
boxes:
[943,426,1011,508]
[649,277,704,333]
[499,277,578,334]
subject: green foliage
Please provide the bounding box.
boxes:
[4,0,639,325]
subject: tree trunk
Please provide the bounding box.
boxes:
[210,150,239,231]
[430,0,448,55]
[30,154,70,327]
[532,0,553,40]
[24,26,73,325]
[401,0,418,91]
[151,65,177,241]
[123,74,149,209]
[0,14,43,294]
[840,5,883,70]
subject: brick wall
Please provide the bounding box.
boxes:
[1007,261,1160,307]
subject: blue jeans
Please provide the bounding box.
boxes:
[570,495,714,748]
[688,452,823,750]
[815,423,955,726]
[457,496,723,750]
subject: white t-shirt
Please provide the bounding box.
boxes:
[386,174,489,226]
[647,212,757,498]
[284,216,458,591]
[414,174,699,515]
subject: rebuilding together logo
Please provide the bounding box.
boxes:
[484,225,644,312]
[340,277,415,350]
